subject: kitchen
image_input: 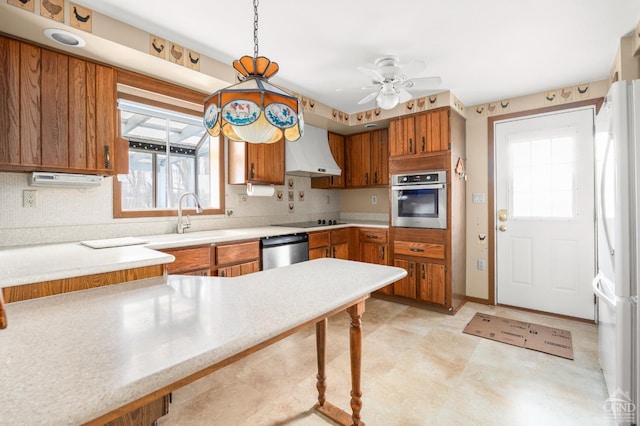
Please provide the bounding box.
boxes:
[1,0,640,425]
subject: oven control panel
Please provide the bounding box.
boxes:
[394,171,446,185]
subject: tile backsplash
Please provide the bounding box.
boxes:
[0,172,343,247]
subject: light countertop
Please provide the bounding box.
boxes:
[0,221,388,288]
[0,259,406,425]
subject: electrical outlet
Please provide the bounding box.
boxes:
[477,259,486,270]
[23,190,37,208]
[371,195,378,205]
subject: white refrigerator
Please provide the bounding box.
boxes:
[593,79,639,425]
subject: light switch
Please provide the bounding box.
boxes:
[472,193,485,204]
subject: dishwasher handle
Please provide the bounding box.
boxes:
[260,233,309,248]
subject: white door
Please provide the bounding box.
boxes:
[495,107,595,319]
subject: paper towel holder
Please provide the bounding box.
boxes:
[246,183,275,197]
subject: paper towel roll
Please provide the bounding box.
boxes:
[246,183,275,197]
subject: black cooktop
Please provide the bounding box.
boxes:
[272,220,345,228]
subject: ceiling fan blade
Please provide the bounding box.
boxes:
[398,88,413,103]
[356,65,384,82]
[357,91,379,105]
[403,76,442,90]
[400,59,426,76]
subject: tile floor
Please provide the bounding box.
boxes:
[158,299,611,425]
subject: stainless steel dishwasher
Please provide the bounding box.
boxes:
[260,233,309,270]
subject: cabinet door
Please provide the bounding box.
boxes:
[392,258,416,298]
[41,49,69,168]
[311,132,345,189]
[228,137,285,185]
[331,241,350,260]
[418,262,446,305]
[415,109,450,153]
[370,129,389,186]
[247,137,285,184]
[345,132,371,187]
[218,260,260,277]
[309,246,329,259]
[0,36,23,166]
[161,245,211,274]
[389,116,415,157]
[361,241,391,295]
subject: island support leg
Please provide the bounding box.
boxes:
[315,318,327,407]
[314,300,366,426]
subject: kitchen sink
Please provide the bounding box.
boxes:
[144,229,248,248]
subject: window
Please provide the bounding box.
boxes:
[114,97,223,218]
[508,127,577,219]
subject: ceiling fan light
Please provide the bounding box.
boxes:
[376,90,400,110]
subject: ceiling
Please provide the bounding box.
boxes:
[19,1,640,114]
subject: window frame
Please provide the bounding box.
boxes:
[113,71,225,219]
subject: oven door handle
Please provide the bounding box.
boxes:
[392,183,445,191]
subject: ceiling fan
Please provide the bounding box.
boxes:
[353,57,442,110]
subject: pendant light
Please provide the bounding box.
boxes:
[203,0,303,144]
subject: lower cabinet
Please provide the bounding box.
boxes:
[214,240,260,277]
[308,228,351,260]
[391,228,451,308]
[391,259,445,304]
[358,228,391,294]
[160,245,211,276]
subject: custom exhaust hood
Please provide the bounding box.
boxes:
[285,124,341,177]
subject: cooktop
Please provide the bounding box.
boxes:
[272,219,346,228]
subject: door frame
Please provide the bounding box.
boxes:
[486,98,603,305]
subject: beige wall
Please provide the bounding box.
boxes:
[464,79,609,300]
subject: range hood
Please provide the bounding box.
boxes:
[285,124,341,177]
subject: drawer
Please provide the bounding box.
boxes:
[162,245,211,274]
[216,240,260,266]
[359,228,388,243]
[330,228,350,244]
[308,231,330,249]
[394,240,445,260]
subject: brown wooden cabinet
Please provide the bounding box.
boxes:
[227,138,285,185]
[311,132,345,189]
[389,108,449,158]
[161,245,211,276]
[358,228,391,294]
[308,228,351,260]
[214,240,260,277]
[0,35,117,175]
[345,129,389,188]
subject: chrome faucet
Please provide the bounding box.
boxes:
[177,192,203,234]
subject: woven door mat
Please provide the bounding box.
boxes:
[463,312,573,360]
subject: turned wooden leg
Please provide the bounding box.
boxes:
[347,300,365,426]
[315,318,327,407]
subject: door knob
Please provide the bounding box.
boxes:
[498,209,508,222]
[499,225,507,232]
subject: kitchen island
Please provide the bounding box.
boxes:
[0,258,406,425]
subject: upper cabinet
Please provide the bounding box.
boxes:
[311,132,345,189]
[0,36,118,175]
[227,137,285,185]
[345,128,388,188]
[389,108,449,157]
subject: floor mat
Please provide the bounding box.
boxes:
[463,312,573,360]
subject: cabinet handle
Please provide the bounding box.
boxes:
[421,264,425,279]
[409,138,413,153]
[374,171,378,184]
[104,146,111,169]
[220,270,226,277]
[366,235,378,239]
[409,263,414,278]
[381,246,385,260]
[250,163,255,179]
[325,248,329,258]
[365,172,369,185]
[410,247,425,253]
[332,247,336,258]
[330,176,334,185]
[422,136,426,152]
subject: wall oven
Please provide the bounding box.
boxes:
[391,171,447,229]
